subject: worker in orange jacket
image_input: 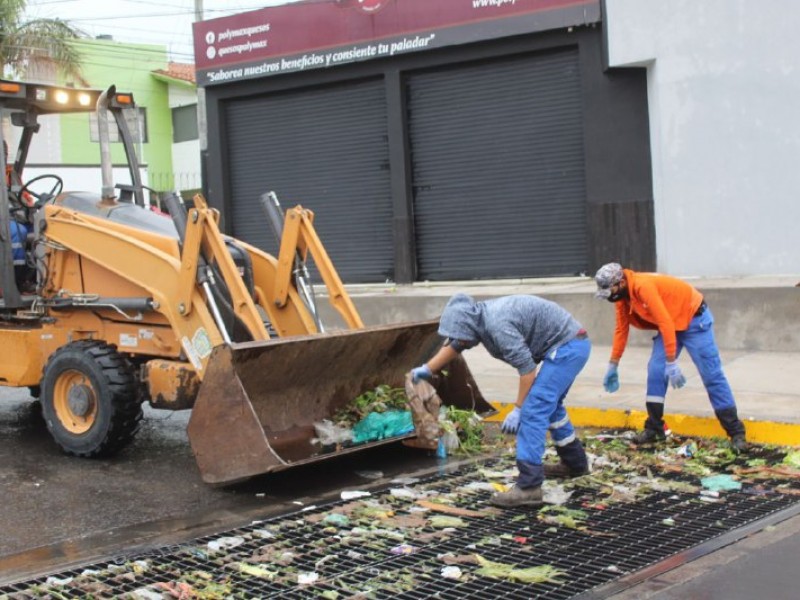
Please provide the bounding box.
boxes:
[594,263,746,451]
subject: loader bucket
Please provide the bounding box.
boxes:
[187,320,494,485]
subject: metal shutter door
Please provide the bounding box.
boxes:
[407,49,587,280]
[224,79,392,283]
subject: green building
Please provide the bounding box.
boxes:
[18,38,200,199]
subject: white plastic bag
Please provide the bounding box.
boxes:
[313,419,353,446]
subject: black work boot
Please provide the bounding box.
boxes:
[715,407,748,452]
[633,427,666,444]
[545,439,590,478]
[544,463,589,478]
[634,402,667,444]
[490,485,544,508]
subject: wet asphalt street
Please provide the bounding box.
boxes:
[0,387,443,576]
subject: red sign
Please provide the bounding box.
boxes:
[194,0,600,86]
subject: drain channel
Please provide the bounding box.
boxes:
[2,453,798,599]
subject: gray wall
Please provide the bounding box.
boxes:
[320,286,800,352]
[605,0,800,277]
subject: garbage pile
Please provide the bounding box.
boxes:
[578,432,800,501]
[4,432,798,599]
[312,383,486,457]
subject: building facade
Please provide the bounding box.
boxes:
[194,0,799,283]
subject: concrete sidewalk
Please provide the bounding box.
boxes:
[320,275,800,429]
[462,342,800,425]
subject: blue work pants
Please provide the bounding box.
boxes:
[517,336,591,488]
[645,308,736,411]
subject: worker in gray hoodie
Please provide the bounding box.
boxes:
[411,293,591,508]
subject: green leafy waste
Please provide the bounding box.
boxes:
[440,406,485,455]
[474,555,565,584]
[331,384,487,453]
[333,384,409,427]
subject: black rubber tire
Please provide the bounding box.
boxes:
[41,340,143,457]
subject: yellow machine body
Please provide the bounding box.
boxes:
[0,79,491,485]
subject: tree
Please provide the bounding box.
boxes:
[0,0,84,83]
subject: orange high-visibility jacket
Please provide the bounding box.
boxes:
[611,269,704,362]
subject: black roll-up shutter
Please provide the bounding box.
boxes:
[407,48,587,280]
[224,79,392,283]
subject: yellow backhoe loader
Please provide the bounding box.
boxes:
[0,79,491,484]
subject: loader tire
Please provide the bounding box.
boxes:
[41,340,142,458]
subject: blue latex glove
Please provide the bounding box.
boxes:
[665,361,686,389]
[411,364,432,384]
[603,362,620,393]
[501,406,521,434]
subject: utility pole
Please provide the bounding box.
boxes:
[194,0,208,199]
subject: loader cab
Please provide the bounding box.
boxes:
[0,79,142,309]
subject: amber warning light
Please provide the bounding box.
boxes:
[0,82,21,94]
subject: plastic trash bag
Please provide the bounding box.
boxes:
[403,374,443,449]
[352,410,414,444]
[438,407,460,452]
[313,419,354,446]
[700,474,742,492]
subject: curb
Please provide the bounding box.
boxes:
[486,402,800,447]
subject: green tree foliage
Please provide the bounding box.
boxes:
[0,0,84,82]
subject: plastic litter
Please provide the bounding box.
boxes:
[390,544,418,555]
[207,536,245,552]
[436,438,448,458]
[352,410,414,444]
[391,476,420,485]
[341,490,371,500]
[313,419,353,446]
[441,566,463,580]
[389,487,420,499]
[542,482,573,505]
[323,513,350,527]
[700,474,742,492]
[677,441,697,458]
[297,572,319,585]
[458,481,497,493]
[404,375,443,448]
[252,529,274,539]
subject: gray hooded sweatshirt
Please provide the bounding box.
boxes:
[438,294,583,375]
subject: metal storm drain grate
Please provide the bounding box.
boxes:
[2,442,799,599]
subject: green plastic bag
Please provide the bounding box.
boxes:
[700,474,742,492]
[352,410,414,444]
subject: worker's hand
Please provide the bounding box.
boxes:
[501,406,521,434]
[411,364,432,384]
[603,363,620,393]
[665,361,686,389]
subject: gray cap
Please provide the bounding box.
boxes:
[594,262,624,298]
